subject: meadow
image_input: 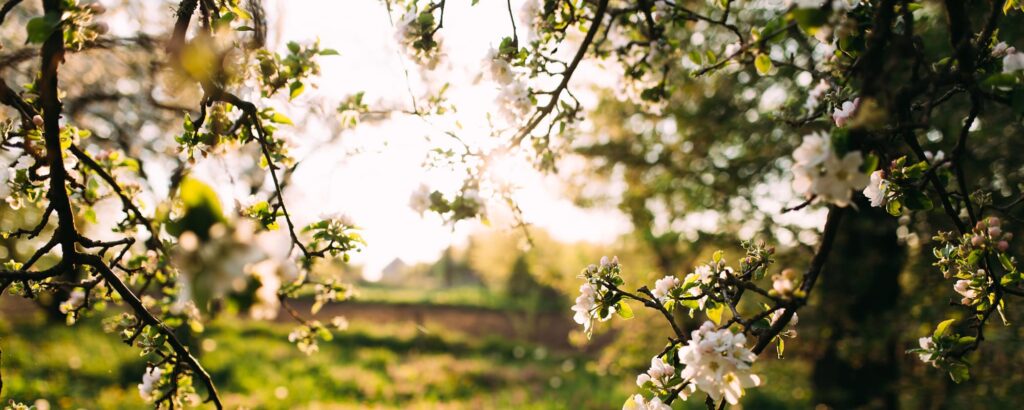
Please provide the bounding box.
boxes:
[0,298,812,409]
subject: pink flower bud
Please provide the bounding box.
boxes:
[32,115,44,126]
[971,235,984,247]
[976,221,987,231]
[1005,233,1014,241]
[88,3,106,14]
[989,217,1001,227]
[998,241,1010,252]
[989,226,1002,237]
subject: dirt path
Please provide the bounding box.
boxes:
[288,300,581,350]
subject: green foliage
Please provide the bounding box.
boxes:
[166,177,225,240]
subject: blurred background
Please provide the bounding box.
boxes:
[2,0,1024,409]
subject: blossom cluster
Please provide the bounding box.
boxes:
[628,322,762,408]
[138,366,164,401]
[572,256,625,338]
[393,6,444,69]
[934,217,1017,307]
[408,184,486,223]
[910,318,976,383]
[482,44,533,126]
[678,321,761,405]
[994,41,1024,73]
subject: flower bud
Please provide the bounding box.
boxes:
[989,217,1001,227]
[989,226,1002,237]
[998,241,1010,252]
[32,115,44,126]
[88,3,106,14]
[971,235,984,247]
[976,221,987,231]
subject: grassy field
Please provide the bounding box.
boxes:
[0,308,815,409]
[0,315,628,409]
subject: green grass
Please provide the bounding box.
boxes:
[0,317,627,409]
[0,313,815,409]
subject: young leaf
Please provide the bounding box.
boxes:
[755,54,773,75]
[616,301,634,319]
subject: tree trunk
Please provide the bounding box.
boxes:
[811,203,905,409]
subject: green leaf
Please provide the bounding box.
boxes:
[886,199,903,216]
[289,81,305,100]
[863,153,880,173]
[790,9,829,31]
[706,304,724,325]
[83,207,97,224]
[319,48,340,56]
[934,318,957,338]
[26,13,61,44]
[903,190,934,211]
[755,54,773,75]
[167,177,226,240]
[232,6,253,20]
[957,336,977,345]
[616,301,634,319]
[270,112,294,125]
[999,252,1015,271]
[947,362,970,383]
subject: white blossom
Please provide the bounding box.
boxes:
[832,98,860,127]
[13,155,33,171]
[319,211,355,226]
[394,10,444,69]
[652,275,681,302]
[862,170,889,208]
[138,366,164,400]
[771,269,797,298]
[804,79,830,111]
[924,150,945,164]
[678,322,761,405]
[495,80,532,125]
[917,336,936,363]
[723,42,742,57]
[409,183,433,215]
[0,166,10,198]
[636,356,675,388]
[954,279,979,305]
[518,0,541,30]
[623,394,671,410]
[792,131,832,167]
[770,309,798,327]
[682,265,716,309]
[1003,52,1024,73]
[393,11,417,48]
[652,1,673,23]
[992,42,1016,58]
[813,151,869,207]
[484,47,516,85]
[572,283,599,334]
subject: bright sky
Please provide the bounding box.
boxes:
[250,0,633,279]
[89,0,815,280]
